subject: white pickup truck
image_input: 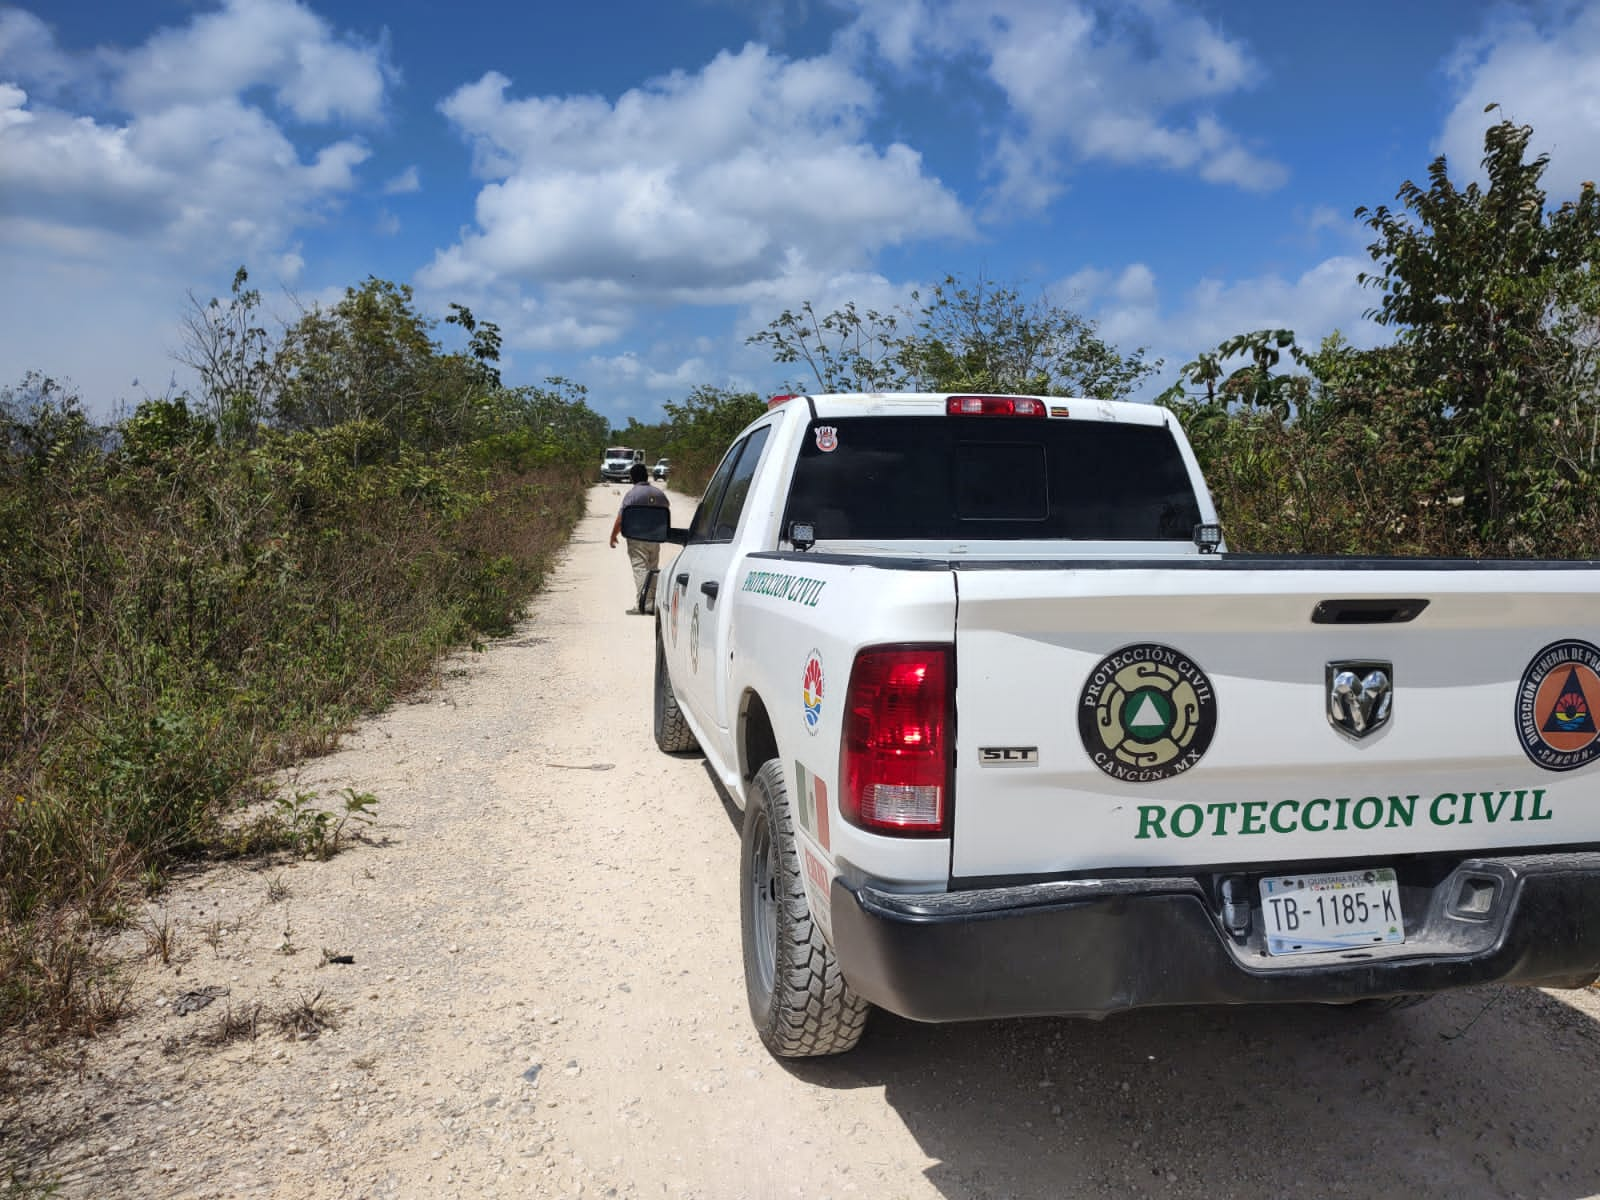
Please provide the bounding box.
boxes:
[621,392,1600,1058]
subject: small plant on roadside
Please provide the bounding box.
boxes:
[272,990,337,1040]
[202,1001,261,1046]
[264,873,291,903]
[0,914,128,1038]
[140,911,180,965]
[201,919,225,957]
[265,789,380,861]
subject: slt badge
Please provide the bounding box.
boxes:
[1327,661,1393,740]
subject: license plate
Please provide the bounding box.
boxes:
[1259,867,1405,956]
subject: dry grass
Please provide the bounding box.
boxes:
[1,451,587,1059]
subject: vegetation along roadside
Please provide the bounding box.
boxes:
[0,277,608,1061]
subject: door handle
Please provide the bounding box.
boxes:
[700,581,720,600]
[676,573,689,587]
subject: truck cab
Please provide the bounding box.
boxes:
[600,446,645,482]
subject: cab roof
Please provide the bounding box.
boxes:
[784,392,1173,428]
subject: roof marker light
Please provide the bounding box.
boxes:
[768,394,796,408]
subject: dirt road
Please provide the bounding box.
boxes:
[9,484,1600,1199]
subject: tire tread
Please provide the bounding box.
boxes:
[653,630,699,754]
[743,759,868,1057]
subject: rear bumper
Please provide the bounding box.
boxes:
[829,851,1600,1022]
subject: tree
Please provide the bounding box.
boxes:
[745,301,909,393]
[444,303,503,389]
[662,387,766,487]
[175,267,281,447]
[900,274,1158,399]
[1355,111,1600,543]
[274,277,436,438]
[273,279,508,457]
[746,274,1157,399]
[1158,329,1309,425]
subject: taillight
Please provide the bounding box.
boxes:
[946,395,1046,417]
[839,646,952,837]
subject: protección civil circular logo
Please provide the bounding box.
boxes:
[1078,642,1218,783]
[1516,639,1600,772]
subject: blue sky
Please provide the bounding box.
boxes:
[3,0,1598,428]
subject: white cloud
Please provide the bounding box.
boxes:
[836,0,1287,209]
[421,44,971,349]
[1438,6,1600,202]
[115,0,388,124]
[1060,256,1387,397]
[0,9,90,98]
[586,352,714,393]
[383,164,420,194]
[0,86,370,254]
[0,3,387,262]
[1305,205,1345,236]
[0,2,391,412]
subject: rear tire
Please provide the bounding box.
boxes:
[653,630,699,754]
[740,759,868,1058]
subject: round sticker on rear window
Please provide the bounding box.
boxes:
[1515,639,1600,771]
[1078,643,1217,783]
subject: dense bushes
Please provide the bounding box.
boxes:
[1162,121,1599,559]
[1,283,605,1038]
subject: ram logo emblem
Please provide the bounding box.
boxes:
[1327,661,1393,740]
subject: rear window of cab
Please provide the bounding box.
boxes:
[783,416,1201,542]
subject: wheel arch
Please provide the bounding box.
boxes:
[738,688,780,789]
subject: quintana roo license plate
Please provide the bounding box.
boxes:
[1259,867,1406,957]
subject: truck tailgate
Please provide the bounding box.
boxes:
[951,564,1600,878]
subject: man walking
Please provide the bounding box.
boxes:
[609,462,669,614]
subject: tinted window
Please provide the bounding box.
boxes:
[687,442,743,543]
[711,426,771,542]
[784,416,1201,541]
[953,442,1047,520]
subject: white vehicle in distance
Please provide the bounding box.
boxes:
[621,391,1600,1059]
[653,458,671,481]
[600,446,645,483]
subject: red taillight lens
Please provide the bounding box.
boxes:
[840,646,952,837]
[946,395,1046,417]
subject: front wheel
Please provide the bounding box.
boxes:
[740,759,868,1057]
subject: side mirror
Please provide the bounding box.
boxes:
[620,505,687,544]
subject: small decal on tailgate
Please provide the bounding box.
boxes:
[979,747,1038,766]
[1078,643,1217,783]
[1516,639,1600,771]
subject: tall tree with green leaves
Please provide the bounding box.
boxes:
[273,279,511,458]
[176,267,282,447]
[662,386,766,488]
[901,274,1158,399]
[1355,111,1600,544]
[745,301,909,393]
[746,274,1157,399]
